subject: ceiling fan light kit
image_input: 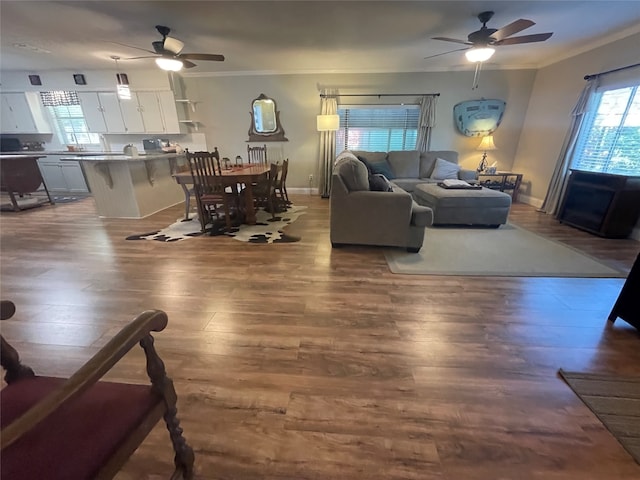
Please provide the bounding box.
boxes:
[156,57,183,71]
[465,47,495,63]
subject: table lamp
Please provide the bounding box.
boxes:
[476,135,496,172]
[316,114,339,131]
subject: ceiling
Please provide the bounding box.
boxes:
[2,1,640,76]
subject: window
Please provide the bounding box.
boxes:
[336,105,419,154]
[572,84,640,175]
[41,91,100,146]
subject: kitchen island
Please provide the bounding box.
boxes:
[66,153,186,218]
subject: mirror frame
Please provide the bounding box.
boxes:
[248,93,288,142]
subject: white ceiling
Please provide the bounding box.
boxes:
[2,1,640,76]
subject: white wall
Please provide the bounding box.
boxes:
[181,68,537,189]
[513,32,640,240]
[513,32,640,206]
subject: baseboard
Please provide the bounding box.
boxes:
[288,187,319,196]
[517,194,544,209]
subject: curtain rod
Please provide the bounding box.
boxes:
[320,93,439,98]
[584,62,640,80]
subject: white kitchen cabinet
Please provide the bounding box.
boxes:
[1,92,52,134]
[135,92,164,133]
[77,92,108,133]
[77,92,126,133]
[98,92,127,133]
[78,90,180,134]
[37,157,89,193]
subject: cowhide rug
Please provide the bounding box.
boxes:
[126,205,306,243]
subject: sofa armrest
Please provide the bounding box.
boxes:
[458,169,478,182]
[411,204,433,227]
[345,190,413,220]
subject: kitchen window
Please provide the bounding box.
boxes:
[572,84,640,175]
[41,91,100,146]
[335,105,419,154]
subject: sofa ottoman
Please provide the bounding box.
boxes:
[413,183,511,227]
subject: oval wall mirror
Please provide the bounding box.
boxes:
[248,93,288,142]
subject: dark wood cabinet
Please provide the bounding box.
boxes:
[558,170,640,238]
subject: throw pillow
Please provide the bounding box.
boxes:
[356,155,374,175]
[369,174,393,192]
[334,149,358,167]
[370,161,396,180]
[430,157,461,180]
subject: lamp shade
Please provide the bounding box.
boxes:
[155,57,183,71]
[316,114,339,131]
[477,135,497,151]
[465,47,495,63]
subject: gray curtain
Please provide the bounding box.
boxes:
[416,95,438,152]
[540,78,599,215]
[319,89,338,198]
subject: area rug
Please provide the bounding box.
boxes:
[384,223,625,277]
[558,369,640,464]
[126,205,306,243]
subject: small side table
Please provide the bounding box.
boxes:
[477,172,523,202]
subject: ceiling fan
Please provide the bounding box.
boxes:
[426,11,553,62]
[114,25,225,71]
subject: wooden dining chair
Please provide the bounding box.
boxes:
[274,158,290,208]
[0,300,194,480]
[187,150,241,233]
[247,144,267,165]
[252,162,281,221]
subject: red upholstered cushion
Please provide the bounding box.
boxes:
[1,376,161,480]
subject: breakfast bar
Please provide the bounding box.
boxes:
[67,153,186,218]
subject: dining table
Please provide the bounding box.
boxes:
[172,163,271,224]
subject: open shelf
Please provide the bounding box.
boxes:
[174,99,199,113]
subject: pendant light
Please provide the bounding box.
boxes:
[111,56,131,100]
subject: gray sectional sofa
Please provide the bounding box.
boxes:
[330,155,433,252]
[329,149,512,253]
[351,150,477,192]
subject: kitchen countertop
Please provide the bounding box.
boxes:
[65,153,184,162]
[0,154,47,160]
[0,150,123,156]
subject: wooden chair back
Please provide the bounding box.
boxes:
[247,144,267,165]
[186,151,223,193]
[186,150,239,232]
[252,163,282,220]
[276,158,290,206]
[0,300,194,479]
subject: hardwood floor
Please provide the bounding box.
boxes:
[1,195,639,479]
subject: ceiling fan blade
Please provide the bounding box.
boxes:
[491,19,535,42]
[182,59,198,69]
[432,37,472,46]
[424,47,470,60]
[179,53,225,62]
[495,33,553,46]
[163,36,184,55]
[108,41,155,55]
[123,55,158,60]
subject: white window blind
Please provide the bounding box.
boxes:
[46,104,100,146]
[572,84,640,176]
[336,105,419,154]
